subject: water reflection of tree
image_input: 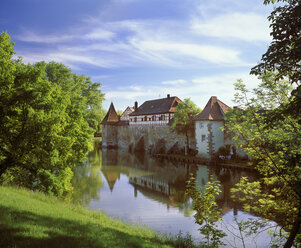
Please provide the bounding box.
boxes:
[101,149,260,218]
[193,164,260,217]
[72,148,104,205]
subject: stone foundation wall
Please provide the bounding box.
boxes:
[102,124,196,152]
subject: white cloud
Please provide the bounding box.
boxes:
[84,28,116,41]
[16,14,249,70]
[14,0,269,77]
[130,40,242,65]
[129,85,142,91]
[18,50,122,69]
[161,79,187,85]
[191,12,271,42]
[17,31,75,43]
[103,71,261,110]
[18,28,116,43]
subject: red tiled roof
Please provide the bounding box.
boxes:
[101,102,119,124]
[129,96,182,116]
[194,96,231,121]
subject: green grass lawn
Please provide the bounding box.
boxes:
[0,186,183,248]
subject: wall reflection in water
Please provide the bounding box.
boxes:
[72,148,267,247]
[100,148,258,216]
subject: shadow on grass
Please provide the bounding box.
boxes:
[0,206,172,248]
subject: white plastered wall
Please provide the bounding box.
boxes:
[195,120,225,158]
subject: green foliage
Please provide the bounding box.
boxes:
[116,109,123,116]
[186,175,226,247]
[36,167,74,197]
[253,0,301,130]
[253,0,301,85]
[174,231,196,248]
[172,98,201,153]
[225,72,301,247]
[0,32,105,197]
[71,148,104,205]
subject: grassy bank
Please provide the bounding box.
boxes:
[0,186,184,248]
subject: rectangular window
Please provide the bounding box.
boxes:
[202,135,206,142]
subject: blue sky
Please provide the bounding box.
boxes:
[0,0,274,111]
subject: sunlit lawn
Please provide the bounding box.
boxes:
[0,186,177,248]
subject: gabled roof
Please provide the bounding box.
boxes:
[129,96,182,116]
[194,96,231,121]
[120,106,134,120]
[101,102,119,124]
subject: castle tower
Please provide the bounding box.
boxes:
[101,102,119,147]
[194,96,231,158]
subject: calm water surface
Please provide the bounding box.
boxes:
[72,148,275,247]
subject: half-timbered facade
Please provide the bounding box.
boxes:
[129,95,182,126]
[120,106,134,121]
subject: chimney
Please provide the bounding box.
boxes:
[167,94,170,98]
[134,101,138,110]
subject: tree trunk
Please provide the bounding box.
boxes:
[284,205,301,248]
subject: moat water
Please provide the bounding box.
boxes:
[72,147,276,247]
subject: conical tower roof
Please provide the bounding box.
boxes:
[101,102,119,124]
[102,167,120,192]
[194,96,230,121]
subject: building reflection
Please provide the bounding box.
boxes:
[101,148,259,216]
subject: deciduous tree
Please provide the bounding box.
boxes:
[0,32,105,197]
[171,98,201,154]
[225,72,301,248]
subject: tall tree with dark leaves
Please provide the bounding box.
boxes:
[251,0,301,119]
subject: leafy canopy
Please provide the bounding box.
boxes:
[0,32,105,197]
[252,0,301,85]
[186,175,226,248]
[172,98,201,132]
[225,72,301,248]
[171,98,201,152]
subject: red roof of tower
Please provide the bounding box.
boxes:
[194,96,231,121]
[101,102,119,124]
